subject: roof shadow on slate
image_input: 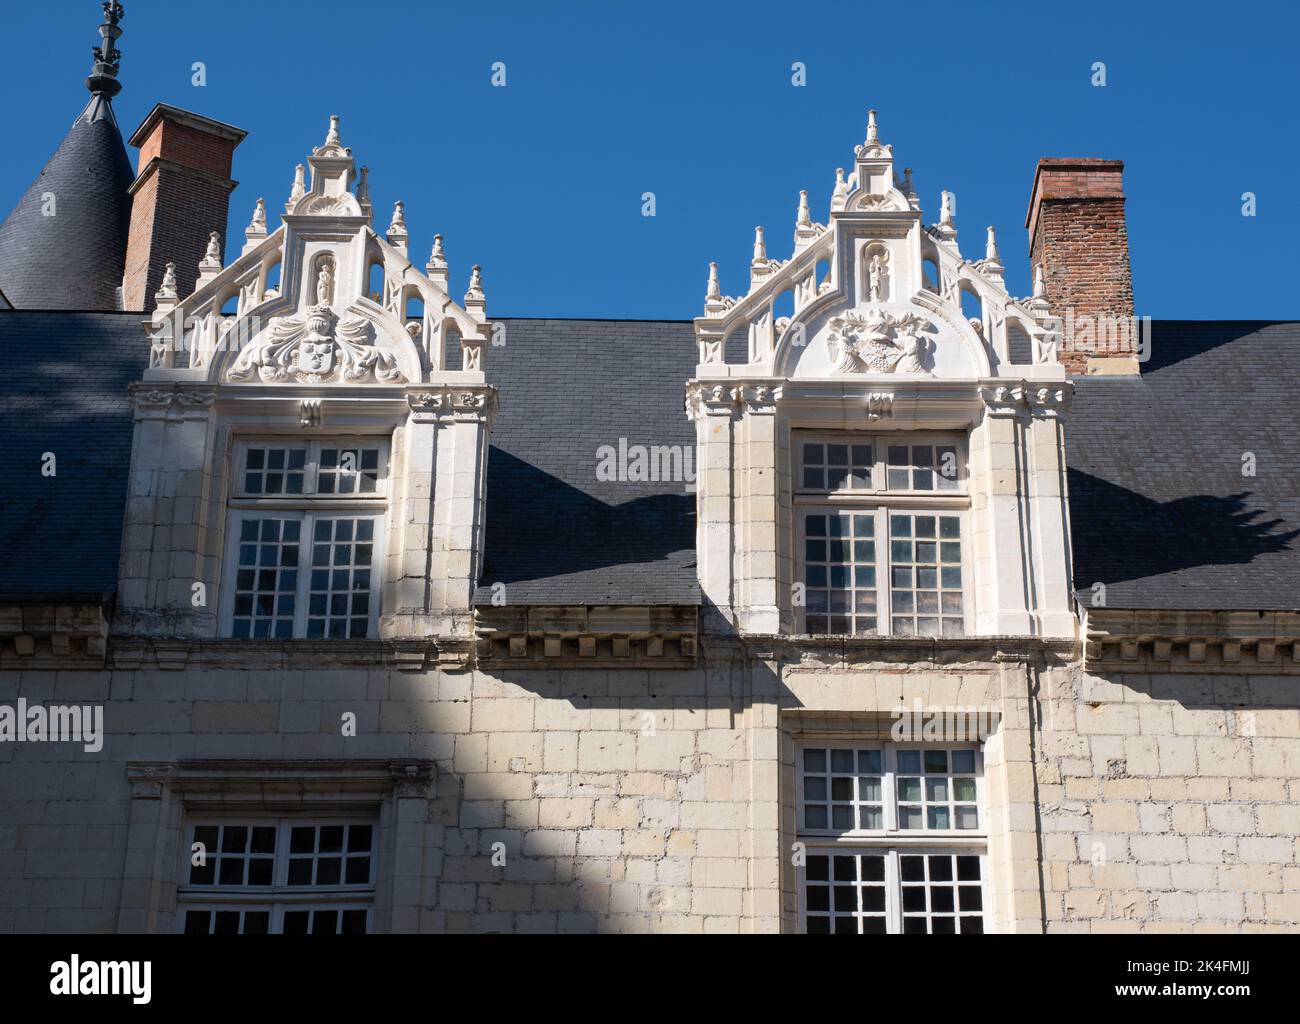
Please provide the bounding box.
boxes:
[1142,320,1291,374]
[1068,470,1300,609]
[0,311,143,600]
[474,447,698,607]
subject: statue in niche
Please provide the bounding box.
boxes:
[864,243,890,303]
[314,256,335,306]
[868,252,889,302]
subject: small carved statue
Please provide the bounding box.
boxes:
[868,253,888,302]
[315,257,335,306]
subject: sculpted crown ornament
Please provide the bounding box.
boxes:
[229,305,403,384]
[827,310,933,374]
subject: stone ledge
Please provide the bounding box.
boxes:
[1084,609,1300,674]
[107,638,473,672]
[475,605,699,667]
[0,602,109,669]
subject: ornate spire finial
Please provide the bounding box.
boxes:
[902,167,914,194]
[198,231,223,283]
[389,201,407,234]
[427,234,447,269]
[706,262,721,301]
[243,198,268,254]
[1033,263,1046,299]
[287,164,306,211]
[356,166,371,205]
[87,2,126,98]
[387,201,409,253]
[464,265,486,311]
[325,114,342,147]
[982,225,1004,281]
[797,190,812,228]
[866,109,879,144]
[940,191,955,227]
[156,262,178,304]
[752,226,767,263]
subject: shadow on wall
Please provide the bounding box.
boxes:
[478,447,697,595]
[1068,471,1300,595]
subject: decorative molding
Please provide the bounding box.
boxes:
[980,383,1073,417]
[865,392,894,421]
[0,602,108,669]
[406,386,497,423]
[686,382,739,422]
[299,399,322,427]
[475,605,700,667]
[129,385,218,414]
[1084,611,1300,674]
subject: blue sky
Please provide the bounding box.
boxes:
[3,0,1296,319]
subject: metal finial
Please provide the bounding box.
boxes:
[86,1,126,97]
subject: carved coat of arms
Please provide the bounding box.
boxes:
[826,310,933,374]
[228,305,405,384]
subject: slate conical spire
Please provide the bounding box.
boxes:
[0,2,136,310]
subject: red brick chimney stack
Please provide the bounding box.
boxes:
[1026,158,1136,375]
[122,104,247,312]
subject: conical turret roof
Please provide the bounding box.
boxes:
[0,2,134,310]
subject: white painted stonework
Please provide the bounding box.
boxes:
[688,112,1075,639]
[120,117,496,641]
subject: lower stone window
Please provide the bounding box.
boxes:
[178,819,376,935]
[804,850,985,934]
[798,744,987,934]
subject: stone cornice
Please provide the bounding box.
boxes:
[475,605,699,667]
[719,633,1078,670]
[108,637,474,673]
[980,382,1073,417]
[1084,608,1300,674]
[0,602,109,669]
[126,759,436,801]
[406,384,498,423]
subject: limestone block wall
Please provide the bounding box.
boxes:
[1037,667,1300,933]
[0,659,775,934]
[2,651,1298,934]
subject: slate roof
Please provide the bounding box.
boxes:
[0,93,135,311]
[1065,321,1300,610]
[471,319,701,606]
[1,313,1298,615]
[0,311,144,600]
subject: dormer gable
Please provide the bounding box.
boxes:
[145,116,490,387]
[695,110,1060,380]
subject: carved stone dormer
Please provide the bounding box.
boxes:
[119,116,497,642]
[687,109,1075,639]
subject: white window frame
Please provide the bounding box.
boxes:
[175,815,378,935]
[795,432,972,637]
[220,437,390,640]
[795,742,991,935]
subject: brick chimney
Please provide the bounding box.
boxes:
[122,104,247,311]
[1026,158,1136,375]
